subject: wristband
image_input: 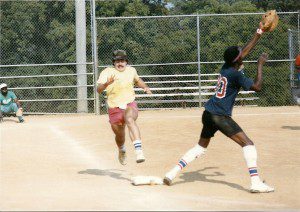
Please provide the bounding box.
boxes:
[256,28,264,35]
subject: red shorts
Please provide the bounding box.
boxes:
[108,102,138,125]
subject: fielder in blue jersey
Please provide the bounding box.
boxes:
[0,83,24,123]
[164,24,274,193]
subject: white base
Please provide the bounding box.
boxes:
[131,176,163,186]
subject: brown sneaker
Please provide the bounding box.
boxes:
[163,177,172,186]
[118,151,127,165]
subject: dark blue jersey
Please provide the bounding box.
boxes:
[205,65,254,116]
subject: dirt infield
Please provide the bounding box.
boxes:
[1,106,299,211]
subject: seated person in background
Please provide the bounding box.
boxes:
[0,83,24,123]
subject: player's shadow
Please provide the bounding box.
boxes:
[1,118,19,123]
[78,169,131,182]
[172,167,248,192]
[282,126,300,130]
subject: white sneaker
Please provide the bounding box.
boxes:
[250,181,275,193]
[118,151,127,165]
[163,169,178,186]
[136,150,145,163]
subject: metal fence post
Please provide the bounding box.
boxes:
[196,15,202,108]
[298,10,300,33]
[298,11,300,53]
[75,0,88,113]
[90,0,100,115]
[288,29,294,88]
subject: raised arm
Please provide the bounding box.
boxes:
[241,23,263,59]
[250,53,268,92]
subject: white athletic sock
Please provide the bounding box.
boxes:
[167,144,206,179]
[243,145,261,184]
[133,140,142,153]
[119,144,126,153]
[178,144,206,169]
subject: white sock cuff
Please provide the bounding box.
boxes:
[243,145,257,156]
[195,144,207,154]
[119,145,126,152]
[133,140,142,150]
[133,140,142,145]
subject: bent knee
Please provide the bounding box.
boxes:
[230,132,254,147]
[12,103,19,112]
[125,117,135,125]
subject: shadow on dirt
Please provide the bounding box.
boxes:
[1,118,19,123]
[282,126,300,130]
[172,167,248,192]
[78,169,131,182]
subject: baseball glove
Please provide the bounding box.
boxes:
[261,10,279,32]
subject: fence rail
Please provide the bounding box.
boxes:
[0,0,299,114]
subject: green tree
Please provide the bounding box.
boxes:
[95,0,169,17]
[250,0,300,12]
[0,0,297,112]
[170,0,300,14]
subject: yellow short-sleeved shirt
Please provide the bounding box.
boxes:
[97,66,140,108]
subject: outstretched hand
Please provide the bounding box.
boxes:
[144,87,152,94]
[105,75,115,86]
[258,53,268,65]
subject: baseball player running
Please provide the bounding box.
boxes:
[163,24,275,193]
[97,50,152,165]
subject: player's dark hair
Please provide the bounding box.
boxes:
[224,46,241,67]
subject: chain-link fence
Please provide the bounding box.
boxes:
[289,29,300,103]
[0,1,95,114]
[1,0,299,115]
[97,12,300,113]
